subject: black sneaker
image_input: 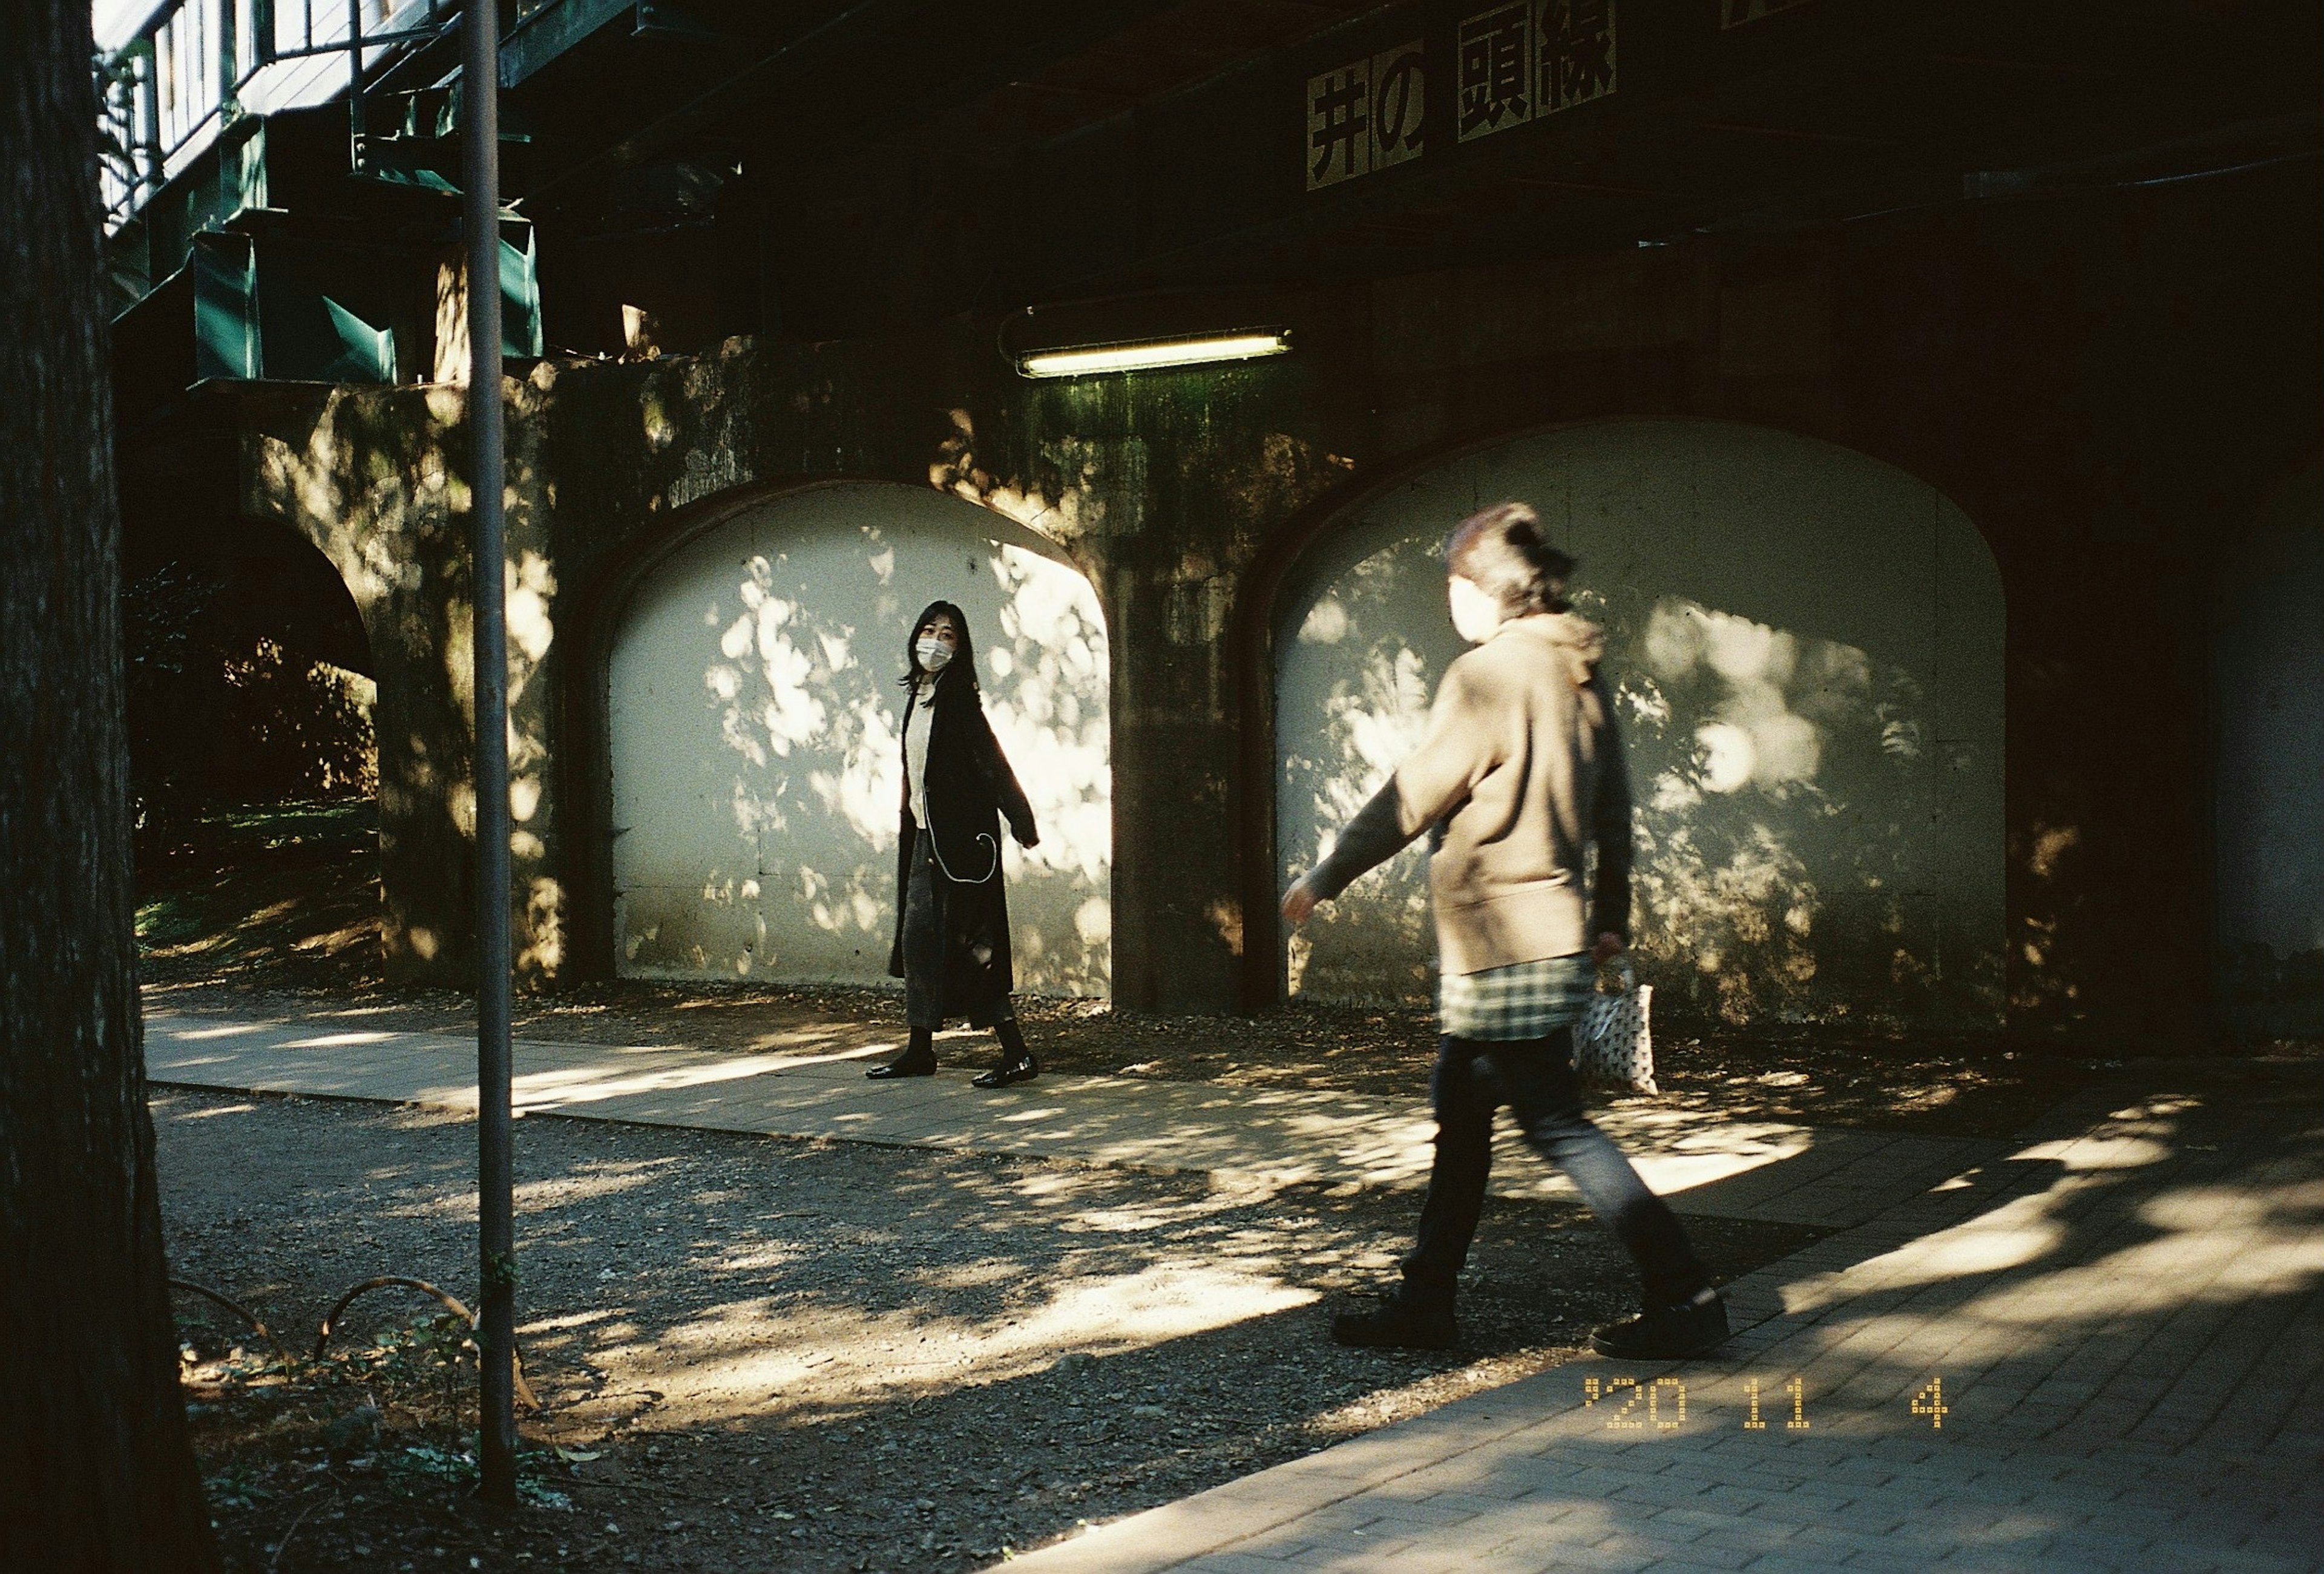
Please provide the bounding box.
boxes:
[1331,1299,1457,1350]
[1590,1288,1729,1360]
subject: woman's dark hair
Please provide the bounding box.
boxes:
[901,598,979,691]
[1443,500,1575,616]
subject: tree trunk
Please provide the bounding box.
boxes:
[0,2,222,1567]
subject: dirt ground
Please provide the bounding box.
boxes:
[157,1089,1816,1573]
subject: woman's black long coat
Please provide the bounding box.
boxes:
[886,672,1038,1009]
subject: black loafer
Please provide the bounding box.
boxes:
[1590,1288,1729,1360]
[970,1054,1038,1089]
[866,1054,936,1080]
[1331,1299,1457,1350]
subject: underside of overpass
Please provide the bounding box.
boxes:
[107,0,2324,1038]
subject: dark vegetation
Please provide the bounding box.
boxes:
[138,798,384,987]
[124,551,376,861]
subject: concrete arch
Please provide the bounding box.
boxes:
[2212,453,2324,1037]
[594,480,1113,994]
[1248,418,2004,1026]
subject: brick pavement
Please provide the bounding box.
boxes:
[140,1006,1997,1228]
[1011,1080,2324,1574]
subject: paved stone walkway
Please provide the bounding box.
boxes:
[1012,1081,2324,1574]
[142,1008,1998,1229]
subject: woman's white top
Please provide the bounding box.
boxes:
[905,672,939,828]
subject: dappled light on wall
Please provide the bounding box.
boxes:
[1276,421,2004,1026]
[611,484,1112,995]
[1280,542,1451,1005]
[1612,592,1941,1023]
[246,366,571,983]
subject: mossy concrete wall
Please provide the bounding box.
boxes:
[237,162,2323,1036]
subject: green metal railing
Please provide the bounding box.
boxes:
[98,0,461,228]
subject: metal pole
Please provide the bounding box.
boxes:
[347,0,366,157]
[462,0,517,1511]
[218,0,238,123]
[140,47,162,209]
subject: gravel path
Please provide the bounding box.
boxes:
[156,1089,1816,1573]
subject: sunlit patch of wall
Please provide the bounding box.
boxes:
[1275,421,2004,1026]
[245,364,566,985]
[2212,457,2324,1038]
[608,482,1111,994]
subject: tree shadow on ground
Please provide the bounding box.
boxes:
[1691,1065,2324,1478]
[148,1057,2324,1572]
[149,1088,1814,1573]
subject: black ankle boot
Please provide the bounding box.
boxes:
[1332,1294,1457,1350]
[1590,1287,1728,1360]
[867,1029,936,1080]
[970,1018,1037,1088]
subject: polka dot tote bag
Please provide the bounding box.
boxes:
[1574,959,1657,1094]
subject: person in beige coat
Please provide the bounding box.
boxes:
[1283,500,1727,1359]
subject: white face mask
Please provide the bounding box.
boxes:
[1446,575,1503,644]
[915,637,954,673]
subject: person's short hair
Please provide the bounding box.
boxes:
[1443,501,1574,616]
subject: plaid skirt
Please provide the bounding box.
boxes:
[1437,953,1597,1041]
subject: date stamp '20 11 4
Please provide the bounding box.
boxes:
[1581,1375,1950,1432]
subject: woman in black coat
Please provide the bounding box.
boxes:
[865,599,1043,1087]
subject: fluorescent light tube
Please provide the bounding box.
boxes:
[1017,329,1292,378]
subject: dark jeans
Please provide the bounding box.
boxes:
[1402,1029,1707,1313]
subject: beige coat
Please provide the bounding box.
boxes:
[1307,611,1632,974]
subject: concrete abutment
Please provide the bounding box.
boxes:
[232,187,2323,1036]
